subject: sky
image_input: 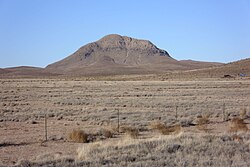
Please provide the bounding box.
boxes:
[0,0,250,68]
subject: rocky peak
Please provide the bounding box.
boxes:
[96,34,158,51]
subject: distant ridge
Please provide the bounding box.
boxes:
[163,58,250,79]
[0,66,59,78]
[0,68,10,74]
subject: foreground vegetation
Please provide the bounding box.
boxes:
[15,132,250,167]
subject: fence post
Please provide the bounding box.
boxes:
[45,113,48,141]
[223,103,226,121]
[117,109,120,133]
[175,106,178,121]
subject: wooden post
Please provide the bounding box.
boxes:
[223,103,226,121]
[45,113,48,141]
[175,106,178,121]
[117,109,120,133]
[1,113,6,128]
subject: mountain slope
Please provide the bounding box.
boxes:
[159,58,250,79]
[179,60,223,69]
[46,34,221,76]
[207,58,250,76]
[46,34,176,72]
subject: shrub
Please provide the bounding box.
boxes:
[240,108,247,119]
[196,115,210,132]
[150,121,181,135]
[162,124,181,135]
[101,129,114,138]
[121,126,139,139]
[230,118,248,132]
[68,129,88,143]
[150,121,166,131]
[197,115,210,125]
[232,134,243,143]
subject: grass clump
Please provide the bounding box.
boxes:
[240,108,247,119]
[100,129,114,138]
[68,129,88,143]
[151,121,181,135]
[232,134,243,143]
[230,118,248,133]
[197,115,210,125]
[121,126,139,139]
[196,115,210,132]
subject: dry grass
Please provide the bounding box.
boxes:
[76,133,250,166]
[1,79,250,165]
[196,115,210,132]
[240,108,247,119]
[197,115,210,125]
[232,134,243,143]
[121,126,139,139]
[150,121,166,131]
[150,121,182,135]
[230,118,248,132]
[100,129,114,138]
[68,129,88,143]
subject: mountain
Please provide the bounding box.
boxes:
[45,34,221,76]
[0,34,224,77]
[46,34,174,71]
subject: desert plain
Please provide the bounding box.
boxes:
[0,76,249,166]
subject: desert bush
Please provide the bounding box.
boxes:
[68,129,88,143]
[150,121,166,131]
[240,108,247,119]
[197,115,210,125]
[100,129,114,138]
[232,134,243,143]
[163,125,181,135]
[230,118,248,132]
[121,126,139,139]
[101,122,119,133]
[150,121,181,135]
[196,115,210,132]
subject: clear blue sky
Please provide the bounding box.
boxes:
[0,0,250,68]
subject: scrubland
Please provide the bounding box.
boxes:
[0,78,249,166]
